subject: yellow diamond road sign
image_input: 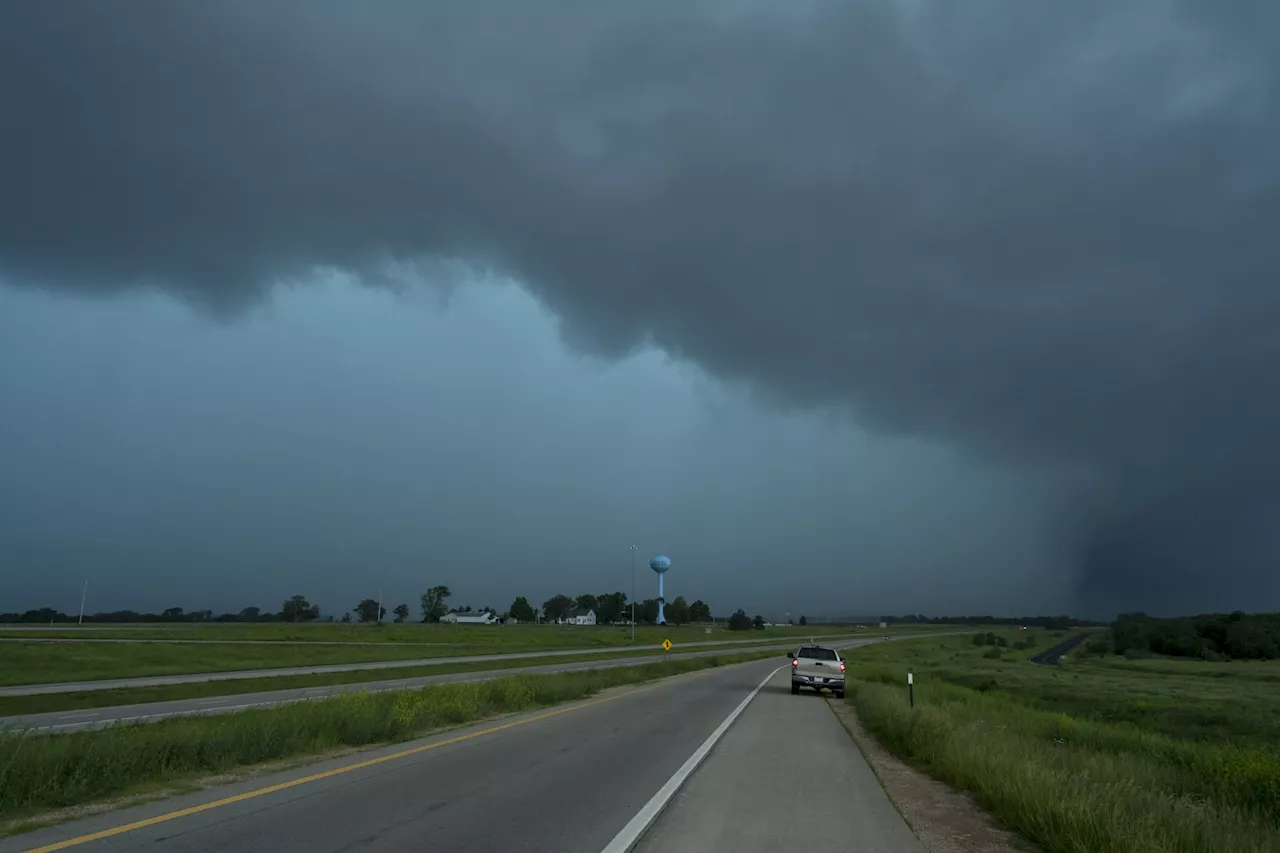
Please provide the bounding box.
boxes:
[662,639,672,651]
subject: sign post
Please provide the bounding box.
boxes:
[908,672,914,709]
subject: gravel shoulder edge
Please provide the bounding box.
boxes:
[825,698,1038,853]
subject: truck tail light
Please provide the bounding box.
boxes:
[840,662,846,672]
[791,658,799,667]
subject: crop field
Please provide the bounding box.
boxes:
[0,623,928,687]
[842,631,1280,853]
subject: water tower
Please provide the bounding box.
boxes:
[650,555,671,624]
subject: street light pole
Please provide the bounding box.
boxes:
[78,580,88,626]
[629,545,638,642]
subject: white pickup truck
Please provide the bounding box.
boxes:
[788,644,845,697]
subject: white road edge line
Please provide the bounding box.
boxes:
[598,664,784,853]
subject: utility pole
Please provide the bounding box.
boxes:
[78,580,88,626]
[377,589,383,624]
[629,545,638,642]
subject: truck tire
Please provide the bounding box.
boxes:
[791,683,800,695]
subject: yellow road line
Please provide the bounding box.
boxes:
[21,685,659,853]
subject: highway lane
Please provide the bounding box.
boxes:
[0,639,885,732]
[1028,630,1093,665]
[1,658,923,853]
[1,634,860,697]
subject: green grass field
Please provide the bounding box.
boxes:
[843,632,1280,853]
[0,624,923,687]
[0,649,779,828]
[0,641,502,686]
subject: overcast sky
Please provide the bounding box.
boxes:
[2,1,1278,619]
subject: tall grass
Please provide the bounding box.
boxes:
[0,651,770,822]
[846,635,1280,853]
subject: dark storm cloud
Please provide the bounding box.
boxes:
[0,282,1065,618]
[3,1,1279,613]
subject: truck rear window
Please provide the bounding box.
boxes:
[797,647,838,660]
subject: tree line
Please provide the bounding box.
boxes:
[2,595,393,625]
[528,592,713,625]
[1107,611,1280,661]
[4,588,735,627]
[0,598,324,624]
[5,599,1104,630]
[880,614,1103,628]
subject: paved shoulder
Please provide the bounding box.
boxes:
[633,669,924,853]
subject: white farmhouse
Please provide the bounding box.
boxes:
[560,608,597,626]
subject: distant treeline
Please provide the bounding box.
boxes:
[1111,611,1280,661]
[881,615,1105,629]
[4,604,1104,631]
[0,601,320,624]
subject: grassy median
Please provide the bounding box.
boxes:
[0,640,499,686]
[0,649,777,825]
[844,633,1280,853]
[0,645,791,716]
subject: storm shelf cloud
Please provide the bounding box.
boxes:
[2,0,1279,616]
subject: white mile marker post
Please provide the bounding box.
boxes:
[908,671,914,709]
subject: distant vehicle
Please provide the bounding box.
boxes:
[788,645,845,698]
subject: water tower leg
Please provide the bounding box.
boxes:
[657,573,665,624]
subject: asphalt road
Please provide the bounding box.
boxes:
[1,635,858,697]
[1028,630,1093,665]
[0,639,884,732]
[1,660,923,853]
